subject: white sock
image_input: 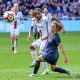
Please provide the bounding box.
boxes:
[41,62,49,72]
[31,50,37,63]
[14,40,17,51]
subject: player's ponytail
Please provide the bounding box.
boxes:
[51,16,65,34]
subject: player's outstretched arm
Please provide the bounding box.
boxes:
[27,26,33,40]
[58,43,68,64]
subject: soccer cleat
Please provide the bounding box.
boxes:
[14,50,17,53]
[29,73,35,77]
[67,71,77,78]
[28,63,35,67]
[41,71,48,75]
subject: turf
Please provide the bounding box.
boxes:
[0,32,80,80]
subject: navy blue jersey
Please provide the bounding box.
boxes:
[42,33,61,64]
[45,33,61,53]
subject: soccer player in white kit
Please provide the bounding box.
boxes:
[42,6,52,32]
[28,8,49,75]
[10,3,24,53]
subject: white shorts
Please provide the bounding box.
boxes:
[32,39,41,48]
[32,39,47,54]
[10,25,20,37]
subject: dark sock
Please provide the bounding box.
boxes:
[54,67,67,74]
[33,61,40,74]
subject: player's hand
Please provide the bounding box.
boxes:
[27,34,32,40]
[40,37,44,41]
[40,36,48,41]
[40,37,46,41]
[64,57,68,64]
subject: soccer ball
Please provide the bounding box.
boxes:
[3,11,15,23]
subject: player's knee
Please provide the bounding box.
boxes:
[36,55,43,62]
[11,36,15,40]
[14,36,18,40]
[29,45,35,51]
[36,57,40,62]
[36,59,40,63]
[51,66,56,71]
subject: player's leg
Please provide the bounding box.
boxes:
[29,45,37,67]
[29,39,41,67]
[10,28,15,51]
[40,40,49,74]
[50,57,77,78]
[13,28,19,53]
[29,54,44,76]
[51,64,77,78]
[51,65,68,73]
[41,62,49,75]
[49,55,69,74]
[13,35,18,53]
[11,36,15,51]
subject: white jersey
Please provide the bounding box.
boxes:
[9,11,23,36]
[10,11,23,28]
[42,13,52,20]
[14,11,23,25]
[42,13,52,32]
[31,16,49,37]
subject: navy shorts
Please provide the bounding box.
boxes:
[42,52,59,65]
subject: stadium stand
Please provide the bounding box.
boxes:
[0,0,80,19]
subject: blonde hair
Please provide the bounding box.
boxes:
[51,18,65,34]
[51,21,64,33]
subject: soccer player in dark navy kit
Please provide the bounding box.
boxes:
[29,19,77,78]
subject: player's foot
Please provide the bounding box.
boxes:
[28,63,35,67]
[67,71,77,78]
[14,50,17,53]
[12,46,14,51]
[29,73,35,77]
[41,71,48,75]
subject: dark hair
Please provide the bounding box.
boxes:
[53,22,63,32]
[32,8,42,17]
[35,8,42,13]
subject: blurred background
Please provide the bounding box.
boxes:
[0,0,80,32]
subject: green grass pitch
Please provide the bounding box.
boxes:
[0,32,80,80]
